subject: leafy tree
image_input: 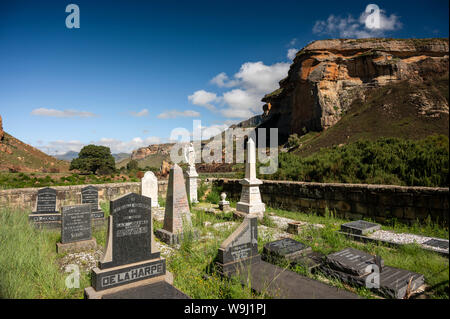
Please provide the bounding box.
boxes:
[126,159,139,171]
[70,145,116,175]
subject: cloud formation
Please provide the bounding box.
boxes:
[188,90,219,110]
[312,5,402,38]
[190,60,290,119]
[31,108,97,118]
[130,109,149,117]
[287,48,298,60]
[157,110,201,119]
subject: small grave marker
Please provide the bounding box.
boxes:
[29,187,60,228]
[57,204,96,253]
[340,220,380,235]
[81,185,104,219]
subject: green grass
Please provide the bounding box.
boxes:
[1,202,448,299]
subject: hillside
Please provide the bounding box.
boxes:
[292,76,449,156]
[259,38,449,144]
[0,115,69,173]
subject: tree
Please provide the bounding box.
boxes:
[126,159,139,171]
[70,145,116,175]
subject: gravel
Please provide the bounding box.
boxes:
[369,230,449,253]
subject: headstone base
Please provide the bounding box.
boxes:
[102,280,190,299]
[233,209,264,220]
[287,221,306,235]
[85,269,174,299]
[215,254,262,276]
[236,201,265,215]
[155,228,198,245]
[219,201,230,212]
[218,258,358,299]
[56,238,97,254]
[28,213,61,229]
[340,220,381,235]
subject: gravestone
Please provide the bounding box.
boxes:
[216,216,260,275]
[84,192,189,299]
[28,187,60,228]
[156,164,196,245]
[324,247,384,276]
[262,238,324,273]
[320,248,424,299]
[235,138,265,219]
[141,171,159,208]
[216,217,358,299]
[423,238,449,250]
[56,204,97,253]
[262,238,311,261]
[81,185,104,219]
[340,220,380,235]
[184,143,198,204]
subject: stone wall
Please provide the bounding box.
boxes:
[0,181,168,212]
[210,179,449,224]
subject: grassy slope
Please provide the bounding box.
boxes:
[116,153,169,170]
[294,77,449,157]
[0,132,69,172]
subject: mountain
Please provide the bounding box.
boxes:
[55,151,131,163]
[54,151,79,161]
[259,38,449,144]
[0,115,70,173]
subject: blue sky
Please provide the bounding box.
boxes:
[0,0,448,155]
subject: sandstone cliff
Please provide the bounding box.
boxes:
[131,143,173,160]
[260,38,449,143]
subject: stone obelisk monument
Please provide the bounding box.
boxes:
[235,138,265,220]
[156,164,194,244]
[184,142,199,204]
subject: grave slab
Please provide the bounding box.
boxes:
[262,238,312,261]
[325,247,384,276]
[216,217,358,299]
[319,264,424,299]
[340,220,381,235]
[102,280,190,299]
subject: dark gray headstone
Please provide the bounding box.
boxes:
[340,220,380,235]
[100,193,159,269]
[217,216,259,265]
[325,248,384,276]
[263,238,312,260]
[81,185,100,211]
[423,239,449,250]
[61,204,92,244]
[35,187,57,213]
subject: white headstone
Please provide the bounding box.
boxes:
[141,171,159,207]
[236,138,265,219]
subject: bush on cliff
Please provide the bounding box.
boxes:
[266,135,449,187]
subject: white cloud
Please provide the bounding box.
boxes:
[31,108,97,118]
[288,38,298,46]
[312,6,402,38]
[210,72,239,88]
[204,61,290,119]
[130,109,149,117]
[287,48,298,60]
[157,110,201,119]
[187,90,219,110]
[36,140,84,155]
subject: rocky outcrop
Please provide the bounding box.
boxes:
[0,114,4,141]
[131,143,173,160]
[260,38,449,143]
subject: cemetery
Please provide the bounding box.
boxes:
[0,138,448,300]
